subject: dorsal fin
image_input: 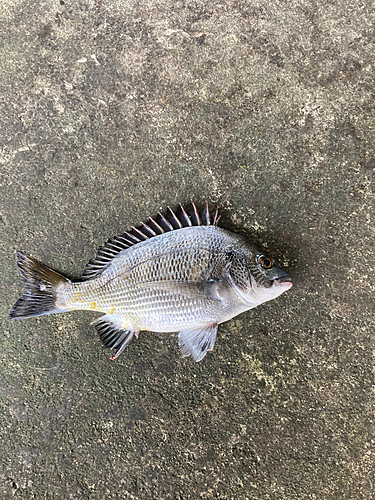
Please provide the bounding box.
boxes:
[81,201,220,280]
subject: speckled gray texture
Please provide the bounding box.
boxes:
[0,0,374,498]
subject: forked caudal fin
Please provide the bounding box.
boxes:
[9,251,70,320]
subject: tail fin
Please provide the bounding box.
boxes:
[9,251,70,320]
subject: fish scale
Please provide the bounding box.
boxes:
[63,226,228,330]
[9,202,292,362]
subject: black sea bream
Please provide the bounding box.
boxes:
[9,203,292,362]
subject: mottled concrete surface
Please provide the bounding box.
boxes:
[0,0,374,498]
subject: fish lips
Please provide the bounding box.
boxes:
[266,266,293,289]
[274,274,293,288]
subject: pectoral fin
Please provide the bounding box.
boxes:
[178,323,218,362]
[91,314,139,360]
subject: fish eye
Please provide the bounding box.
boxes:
[258,256,273,269]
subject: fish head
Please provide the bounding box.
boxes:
[225,246,292,307]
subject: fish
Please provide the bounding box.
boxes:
[9,202,292,362]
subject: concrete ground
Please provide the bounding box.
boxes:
[0,0,374,498]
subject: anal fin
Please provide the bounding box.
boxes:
[91,314,139,360]
[178,323,218,362]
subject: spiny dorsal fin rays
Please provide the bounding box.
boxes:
[202,202,210,225]
[81,202,221,280]
[177,204,192,227]
[147,217,164,235]
[141,222,157,237]
[131,226,149,241]
[106,240,130,252]
[123,231,141,243]
[212,207,221,226]
[112,236,132,247]
[97,248,118,259]
[188,200,201,226]
[157,212,174,231]
[166,206,183,229]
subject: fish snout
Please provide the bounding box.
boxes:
[274,275,293,288]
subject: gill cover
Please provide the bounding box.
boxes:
[224,250,255,304]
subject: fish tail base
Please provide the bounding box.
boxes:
[9,251,70,320]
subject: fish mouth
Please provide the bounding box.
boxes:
[274,276,293,288]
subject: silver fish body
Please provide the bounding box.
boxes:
[10,203,292,362]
